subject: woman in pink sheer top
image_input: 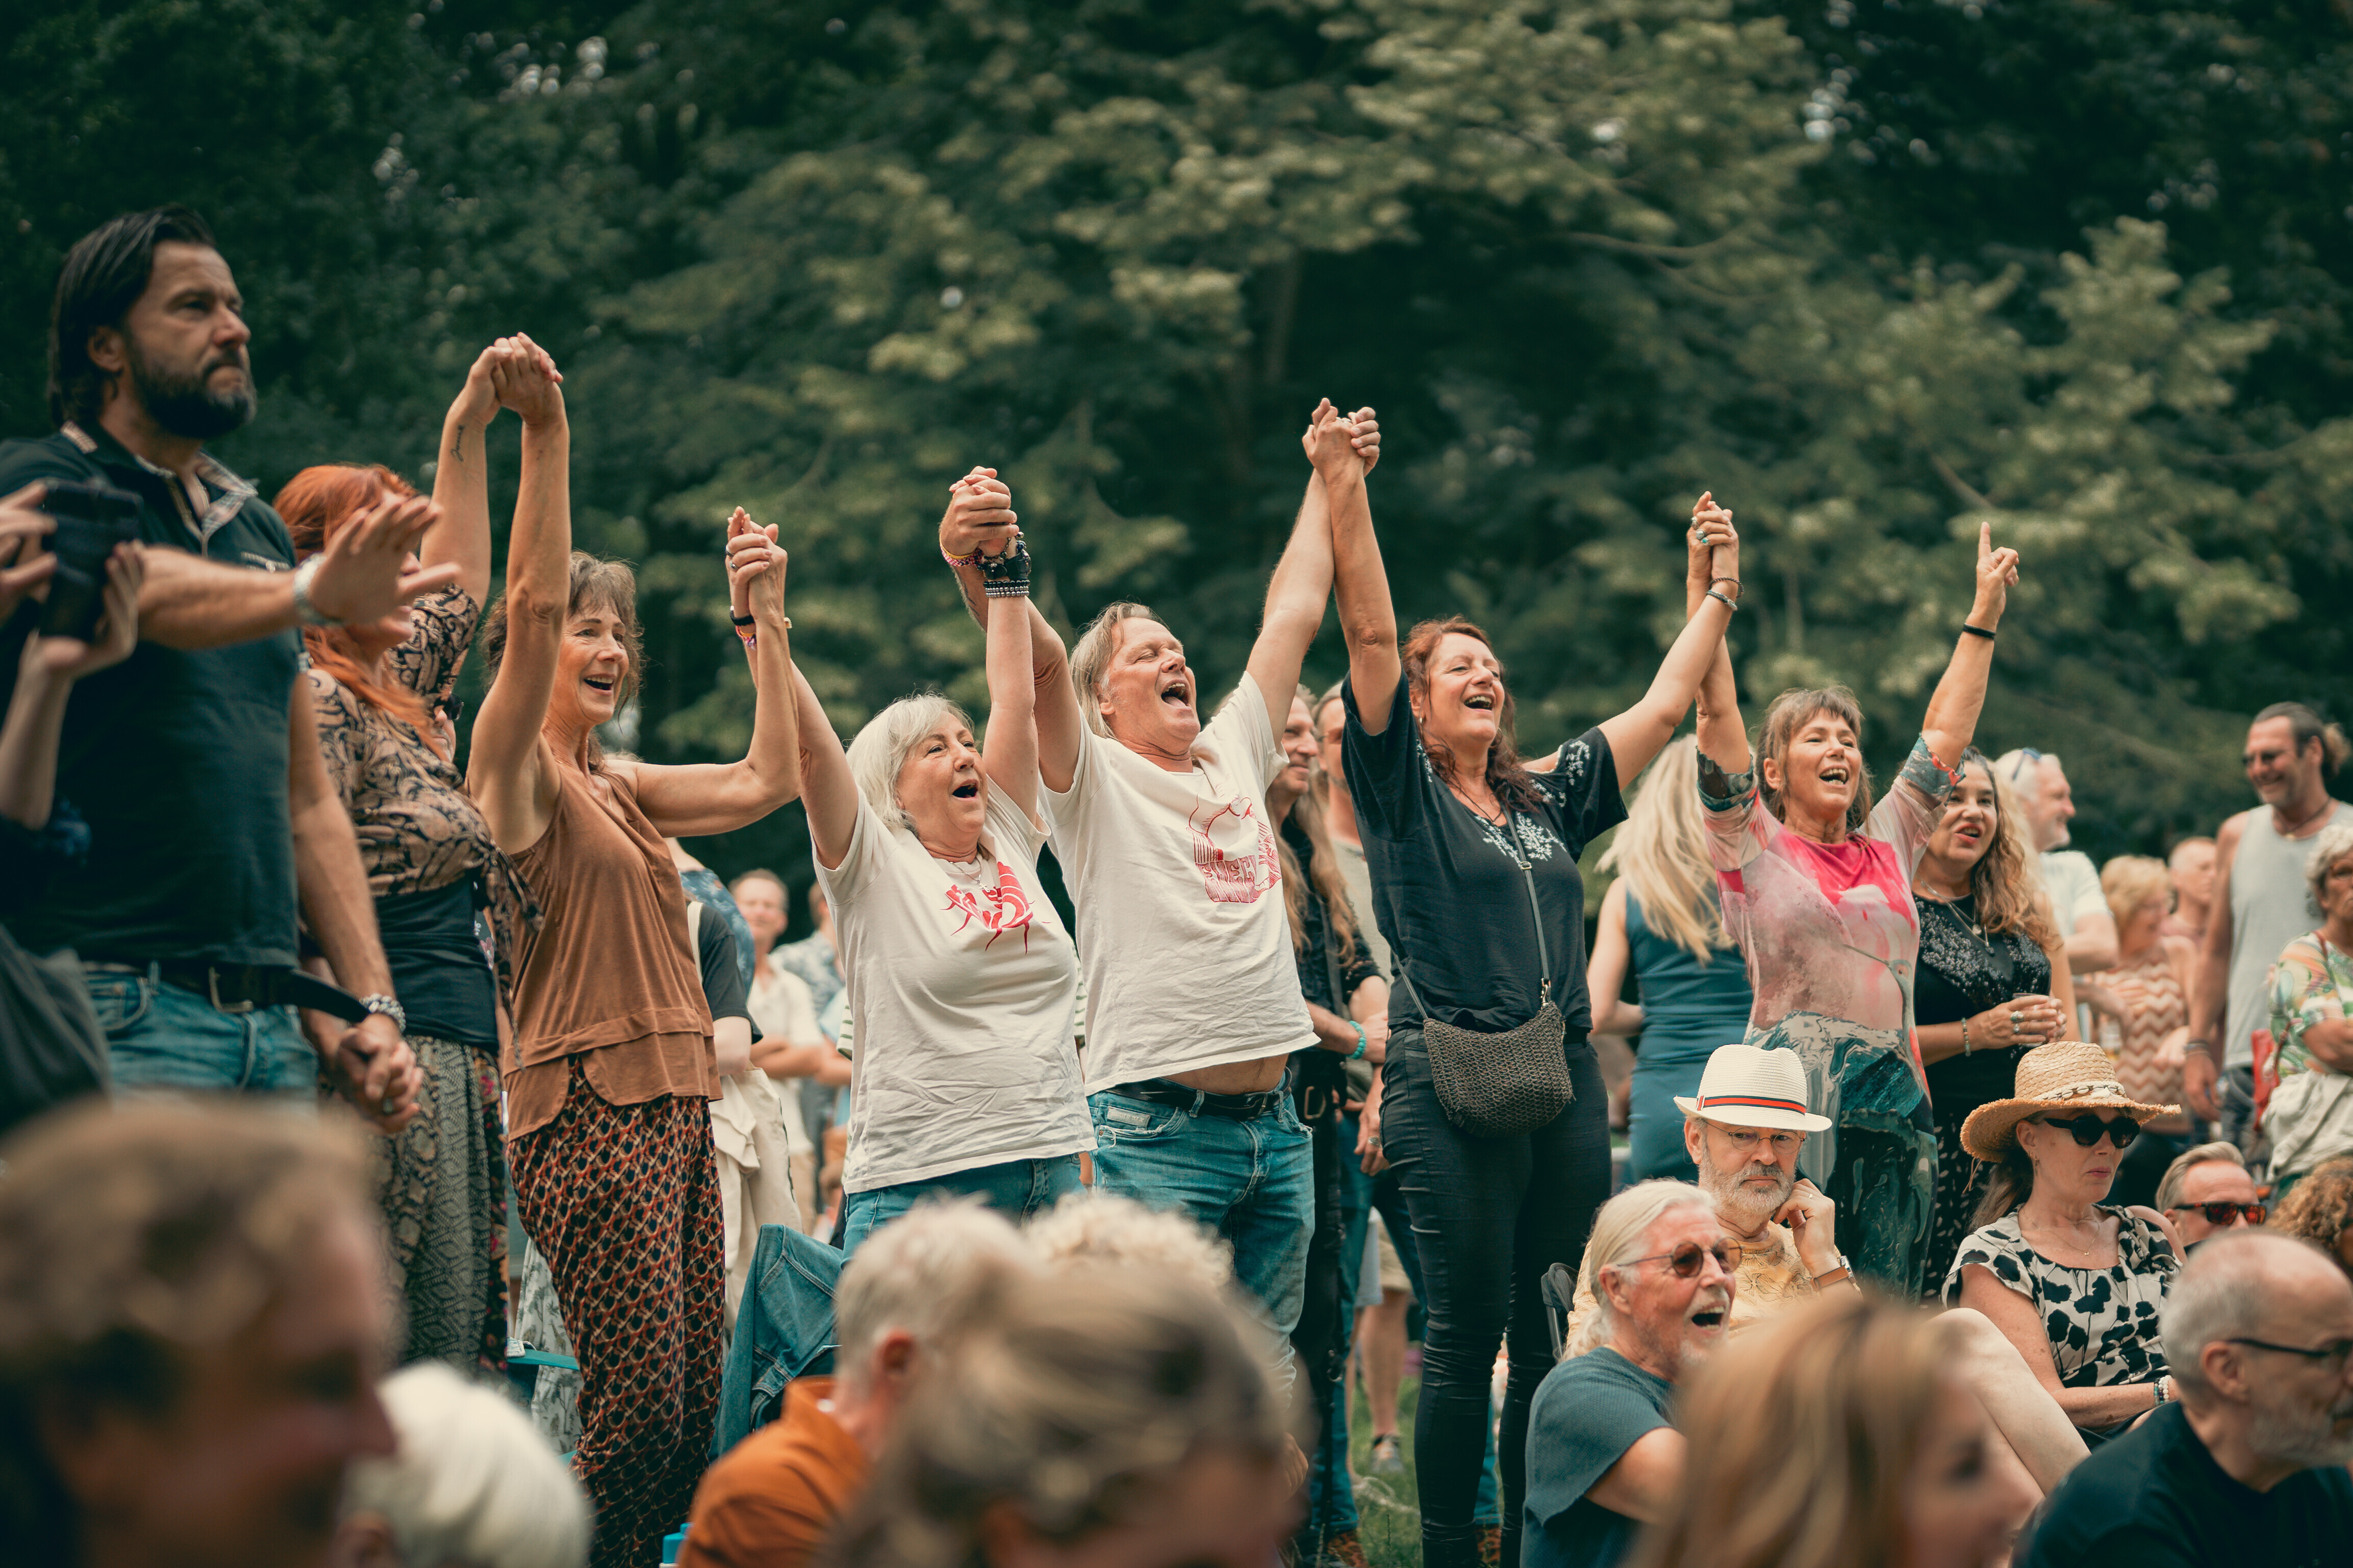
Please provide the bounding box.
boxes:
[1686,499,2022,1294]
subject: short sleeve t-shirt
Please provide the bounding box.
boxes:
[1339,669,1624,1034]
[2016,1402,2353,1568]
[2039,850,2108,941]
[0,424,302,965]
[819,784,1092,1190]
[1524,1347,1674,1568]
[1041,683,1314,1090]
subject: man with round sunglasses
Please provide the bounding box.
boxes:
[1523,1181,1732,1568]
[2017,1229,2353,1568]
[2154,1141,2266,1248]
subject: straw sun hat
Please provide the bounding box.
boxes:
[1959,1039,2181,1162]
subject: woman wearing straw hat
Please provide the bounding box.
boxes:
[1944,1040,2187,1442]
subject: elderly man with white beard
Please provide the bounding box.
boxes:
[1555,1046,2092,1504]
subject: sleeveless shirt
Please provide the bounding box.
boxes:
[2224,802,2353,1068]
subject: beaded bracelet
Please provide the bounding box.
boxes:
[942,547,982,569]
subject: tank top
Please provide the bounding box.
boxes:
[1624,889,1753,1059]
[2224,801,2353,1068]
[503,764,718,1137]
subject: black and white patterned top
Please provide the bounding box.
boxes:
[1941,1208,2178,1387]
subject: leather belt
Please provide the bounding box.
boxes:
[1107,1078,1286,1121]
[85,959,370,1022]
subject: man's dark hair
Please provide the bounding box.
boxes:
[2254,701,2350,783]
[46,205,219,429]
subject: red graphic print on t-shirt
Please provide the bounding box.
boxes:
[943,862,1035,949]
[1190,796,1279,905]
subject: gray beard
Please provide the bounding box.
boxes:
[1704,1163,1792,1232]
[2247,1397,2353,1470]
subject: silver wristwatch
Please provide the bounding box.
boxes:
[357,994,407,1034]
[291,555,339,627]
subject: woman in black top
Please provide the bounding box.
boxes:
[1324,410,1739,1568]
[1911,749,2076,1291]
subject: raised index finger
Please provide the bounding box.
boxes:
[1978,518,1992,560]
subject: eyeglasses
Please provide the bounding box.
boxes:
[2225,1336,2353,1372]
[2002,747,2046,782]
[1623,1240,1742,1278]
[2167,1201,2266,1226]
[2033,1113,2141,1150]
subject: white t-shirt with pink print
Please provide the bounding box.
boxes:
[818,783,1093,1193]
[1042,683,1316,1093]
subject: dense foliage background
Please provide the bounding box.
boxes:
[9,0,2350,914]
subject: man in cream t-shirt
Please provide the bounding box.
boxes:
[938,409,1379,1396]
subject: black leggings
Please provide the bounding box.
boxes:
[1381,1029,1609,1566]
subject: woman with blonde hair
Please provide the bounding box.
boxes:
[1632,1292,2036,1568]
[1590,738,1755,1181]
[2080,854,2199,1209]
[1909,749,2074,1291]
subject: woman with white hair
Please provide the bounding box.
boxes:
[728,476,1089,1253]
[334,1362,592,1568]
[2261,821,2353,1204]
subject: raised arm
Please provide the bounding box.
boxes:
[1320,404,1401,734]
[420,339,533,605]
[1682,494,1752,778]
[938,471,1084,793]
[978,537,1043,819]
[623,512,801,837]
[1250,400,1374,732]
[1917,520,2020,767]
[1595,502,1738,788]
[465,346,571,851]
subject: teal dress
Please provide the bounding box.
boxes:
[1624,890,1755,1181]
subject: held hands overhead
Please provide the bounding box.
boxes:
[723,507,789,625]
[1689,492,1741,603]
[1300,399,1381,477]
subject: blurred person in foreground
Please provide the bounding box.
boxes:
[1522,1181,1733,1568]
[330,1362,589,1568]
[2164,837,2217,945]
[1944,1041,2184,1441]
[2154,1141,2264,1248]
[0,205,444,1124]
[2185,703,2353,1149]
[2260,822,2353,1203]
[681,1200,1038,1568]
[2015,1229,2353,1568]
[1556,1048,2086,1496]
[827,1265,1295,1568]
[1631,1292,2039,1568]
[2267,1157,2353,1284]
[0,1101,391,1568]
[1991,748,2119,978]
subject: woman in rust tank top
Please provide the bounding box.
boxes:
[466,348,803,1566]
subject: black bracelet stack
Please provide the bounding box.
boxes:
[981,538,1033,598]
[1961,623,1996,641]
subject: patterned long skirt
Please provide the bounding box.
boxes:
[510,1059,725,1568]
[370,1032,507,1372]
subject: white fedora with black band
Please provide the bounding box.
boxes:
[1674,1043,1833,1133]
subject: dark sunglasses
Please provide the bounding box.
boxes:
[2168,1201,2265,1227]
[2033,1113,2141,1150]
[1626,1240,1742,1278]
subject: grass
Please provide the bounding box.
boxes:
[1348,1374,1424,1568]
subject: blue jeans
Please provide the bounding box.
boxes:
[82,964,314,1099]
[840,1154,1085,1255]
[1089,1087,1314,1396]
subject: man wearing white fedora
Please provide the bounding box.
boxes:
[1554,1043,2092,1496]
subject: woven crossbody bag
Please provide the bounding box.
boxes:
[1399,831,1573,1138]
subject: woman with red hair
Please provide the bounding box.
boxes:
[277,338,546,1373]
[1324,402,1739,1568]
